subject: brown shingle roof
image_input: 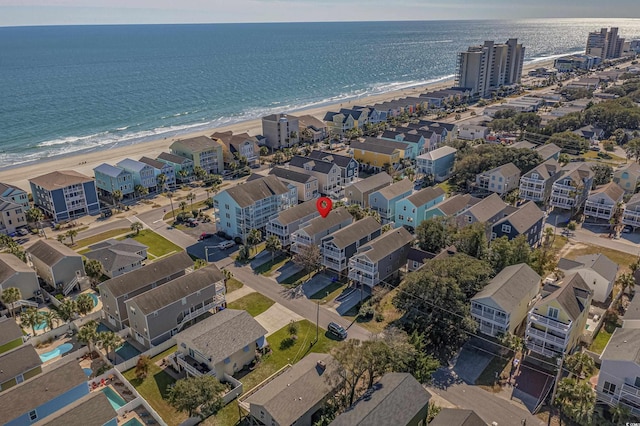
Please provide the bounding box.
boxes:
[494,201,544,233]
[0,345,41,385]
[472,264,540,313]
[0,317,23,347]
[589,182,624,203]
[406,186,445,208]
[536,273,591,321]
[224,175,290,208]
[375,179,413,200]
[170,136,216,152]
[29,170,93,191]
[26,240,80,267]
[274,200,319,226]
[298,207,352,237]
[0,253,34,283]
[347,172,393,193]
[465,193,507,223]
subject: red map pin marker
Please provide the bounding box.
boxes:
[316,197,332,218]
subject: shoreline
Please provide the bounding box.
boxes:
[0,59,554,191]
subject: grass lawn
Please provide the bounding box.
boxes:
[226,278,244,293]
[227,293,275,317]
[118,230,183,260]
[254,254,290,275]
[581,150,626,163]
[551,235,568,253]
[476,354,511,392]
[436,180,453,195]
[73,228,130,249]
[589,320,619,354]
[310,281,345,301]
[355,288,403,334]
[564,244,637,274]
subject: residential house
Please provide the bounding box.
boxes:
[266,200,320,247]
[623,192,640,229]
[584,182,625,221]
[345,172,393,208]
[330,373,431,426]
[115,159,158,193]
[289,156,342,198]
[573,125,605,141]
[322,216,381,274]
[298,115,327,143]
[125,263,226,348]
[29,170,100,222]
[0,317,23,354]
[623,293,640,328]
[395,186,446,230]
[614,162,640,193]
[458,125,489,141]
[267,167,318,202]
[519,159,562,204]
[509,141,536,150]
[213,175,296,243]
[395,126,439,152]
[26,240,85,296]
[172,309,267,379]
[368,179,413,224]
[291,207,353,254]
[34,392,117,426]
[98,251,193,330]
[0,253,40,303]
[491,201,545,247]
[596,327,640,417]
[211,131,260,166]
[429,409,486,426]
[535,143,562,161]
[557,253,618,304]
[362,136,414,160]
[457,193,511,228]
[380,131,425,157]
[308,151,359,187]
[0,345,42,392]
[352,141,403,170]
[406,248,435,272]
[426,194,479,220]
[549,163,594,211]
[83,238,148,278]
[0,361,90,426]
[156,152,194,182]
[139,156,176,188]
[242,353,341,426]
[261,114,300,149]
[415,146,457,182]
[476,162,521,195]
[471,264,541,337]
[93,163,134,199]
[324,108,368,136]
[419,120,457,143]
[0,182,29,209]
[348,227,413,288]
[0,201,27,235]
[170,136,224,175]
[525,273,593,358]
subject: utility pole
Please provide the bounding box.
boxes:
[315,299,320,343]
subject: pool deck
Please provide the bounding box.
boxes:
[34,335,82,366]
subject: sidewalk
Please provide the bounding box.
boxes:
[226,285,256,303]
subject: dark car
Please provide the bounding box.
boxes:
[199,233,215,241]
[328,322,348,340]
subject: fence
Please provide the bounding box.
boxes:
[114,338,177,372]
[25,310,104,346]
[222,373,243,405]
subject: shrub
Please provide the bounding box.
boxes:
[55,294,64,301]
[234,237,243,245]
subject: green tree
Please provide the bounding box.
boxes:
[177,169,189,183]
[453,222,488,260]
[111,189,123,209]
[25,208,44,233]
[134,184,148,199]
[273,151,284,164]
[259,146,269,157]
[407,330,440,384]
[558,153,571,166]
[135,355,152,380]
[611,404,632,425]
[178,201,187,213]
[22,308,44,335]
[65,229,78,245]
[347,204,366,221]
[265,235,282,263]
[236,245,250,262]
[165,191,175,219]
[293,244,321,280]
[98,331,123,363]
[564,352,595,378]
[416,217,451,253]
[57,299,78,322]
[130,221,143,235]
[547,131,589,153]
[488,236,513,272]
[76,293,95,315]
[156,173,167,192]
[626,138,640,162]
[193,166,206,181]
[57,234,66,244]
[591,163,613,186]
[555,377,595,425]
[167,375,226,418]
[617,272,636,296]
[187,192,196,210]
[77,320,99,355]
[246,228,262,256]
[41,310,60,332]
[194,259,207,270]
[0,287,21,318]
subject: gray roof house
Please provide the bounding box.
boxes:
[308,150,359,187]
[93,163,134,198]
[321,216,382,274]
[0,253,40,304]
[83,238,148,278]
[345,172,393,208]
[34,392,117,426]
[557,253,618,303]
[584,182,625,221]
[519,158,563,203]
[157,152,195,182]
[457,193,511,228]
[26,240,85,296]
[172,309,268,379]
[476,162,521,195]
[266,199,320,247]
[242,353,341,426]
[289,155,342,197]
[291,207,353,254]
[535,143,562,161]
[330,373,431,426]
[268,166,319,202]
[429,408,486,426]
[368,179,413,224]
[623,293,640,329]
[471,264,541,337]
[0,344,42,392]
[116,158,157,191]
[98,251,193,330]
[0,317,23,354]
[125,263,226,348]
[491,201,545,247]
[140,156,177,188]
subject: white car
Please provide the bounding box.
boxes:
[218,241,235,250]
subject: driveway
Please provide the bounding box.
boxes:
[302,273,335,298]
[254,303,304,337]
[451,345,493,384]
[274,261,304,283]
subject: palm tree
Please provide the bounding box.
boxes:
[98,331,123,363]
[617,272,636,296]
[187,192,196,210]
[259,146,269,157]
[177,169,189,183]
[265,235,282,263]
[22,308,43,335]
[65,229,78,245]
[156,173,167,192]
[84,258,104,284]
[246,229,262,256]
[41,310,60,332]
[178,201,187,213]
[611,404,632,424]
[57,234,66,244]
[26,208,45,235]
[135,184,148,199]
[77,321,99,357]
[130,221,143,235]
[111,189,123,209]
[165,191,175,219]
[57,299,78,322]
[564,352,595,378]
[194,166,206,181]
[76,293,95,315]
[1,287,21,318]
[221,268,233,280]
[273,151,284,164]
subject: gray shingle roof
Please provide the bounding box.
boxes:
[29,170,93,191]
[176,309,267,363]
[99,251,193,298]
[298,207,352,237]
[273,200,319,226]
[157,152,192,165]
[573,254,619,285]
[355,227,413,263]
[93,163,127,178]
[308,151,353,168]
[171,136,216,152]
[27,240,80,267]
[0,360,87,424]
[354,141,401,155]
[483,162,520,177]
[493,201,544,234]
[374,179,413,200]
[601,327,640,364]
[330,373,431,426]
[0,345,41,385]
[269,167,316,184]
[361,137,410,152]
[127,263,224,315]
[407,248,435,263]
[116,158,151,173]
[325,217,380,249]
[224,175,290,208]
[431,194,478,216]
[245,353,340,426]
[0,317,22,347]
[509,141,536,150]
[472,264,540,313]
[624,292,640,322]
[347,172,393,193]
[429,408,486,426]
[535,273,591,321]
[0,253,34,283]
[417,146,457,161]
[289,156,336,174]
[419,120,456,132]
[589,182,625,203]
[139,156,168,170]
[465,193,507,223]
[83,247,145,274]
[406,186,445,208]
[535,143,562,160]
[524,158,560,180]
[38,392,116,426]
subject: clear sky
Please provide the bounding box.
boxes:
[1,0,639,27]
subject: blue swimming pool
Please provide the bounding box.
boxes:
[122,418,144,426]
[102,386,127,410]
[34,311,49,331]
[39,342,73,362]
[83,368,92,377]
[89,293,99,307]
[115,342,141,362]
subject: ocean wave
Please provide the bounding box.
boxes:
[525,50,584,64]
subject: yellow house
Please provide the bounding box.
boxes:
[525,273,593,358]
[353,140,402,170]
[169,136,224,175]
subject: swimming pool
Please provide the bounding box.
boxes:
[83,368,92,377]
[89,293,99,307]
[39,342,73,362]
[34,311,49,331]
[102,386,127,410]
[115,342,141,362]
[122,418,144,426]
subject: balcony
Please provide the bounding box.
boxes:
[323,257,346,272]
[174,353,216,378]
[526,326,567,346]
[529,313,571,333]
[322,245,344,260]
[527,341,562,358]
[349,259,377,274]
[470,307,508,326]
[550,196,576,209]
[623,212,640,227]
[584,203,614,220]
[177,299,225,331]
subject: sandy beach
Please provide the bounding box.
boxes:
[0,60,554,191]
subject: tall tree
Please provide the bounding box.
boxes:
[186,192,196,209]
[564,352,595,378]
[293,244,322,280]
[555,377,595,425]
[135,355,152,380]
[156,173,167,192]
[165,191,175,219]
[617,272,636,296]
[246,228,262,256]
[167,375,226,418]
[111,189,123,209]
[626,138,640,162]
[453,222,488,260]
[415,217,451,253]
[130,221,143,235]
[1,287,21,318]
[84,258,104,284]
[265,235,282,262]
[25,208,44,233]
[22,308,43,335]
[65,229,78,245]
[41,310,60,332]
[98,331,123,363]
[76,293,95,315]
[77,320,100,356]
[57,299,78,322]
[591,163,613,186]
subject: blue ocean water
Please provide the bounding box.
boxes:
[1,19,639,168]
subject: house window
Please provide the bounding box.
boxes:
[490,232,497,240]
[465,215,472,223]
[603,381,616,396]
[224,357,231,364]
[501,224,511,233]
[398,215,404,220]
[548,307,559,319]
[29,410,38,421]
[243,345,250,352]
[16,374,24,384]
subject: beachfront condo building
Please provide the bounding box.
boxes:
[586,27,625,60]
[455,39,525,98]
[170,136,224,175]
[29,170,100,222]
[262,113,300,150]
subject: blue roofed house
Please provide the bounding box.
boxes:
[416,146,457,182]
[0,182,29,209]
[139,156,176,189]
[93,163,134,200]
[395,186,446,231]
[116,158,158,193]
[368,179,414,224]
[29,170,100,221]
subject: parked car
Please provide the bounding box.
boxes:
[623,225,633,234]
[218,240,235,250]
[199,233,215,241]
[328,322,348,340]
[17,228,29,236]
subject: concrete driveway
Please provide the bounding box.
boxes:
[302,273,335,298]
[274,261,304,283]
[254,303,304,336]
[451,345,493,384]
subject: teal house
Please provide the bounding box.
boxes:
[395,186,446,231]
[94,163,134,199]
[380,131,425,158]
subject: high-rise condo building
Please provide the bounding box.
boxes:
[455,39,525,98]
[586,27,625,60]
